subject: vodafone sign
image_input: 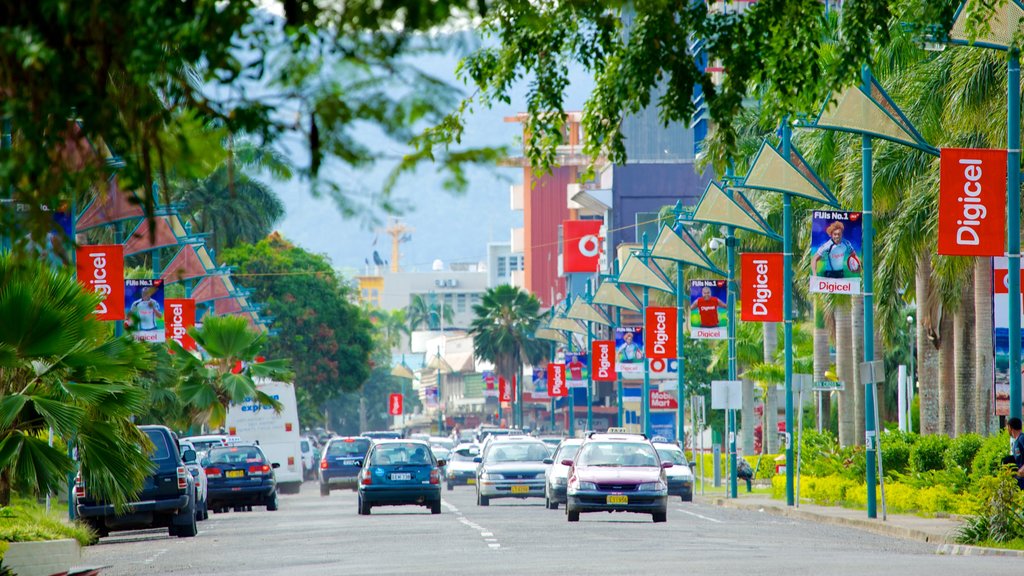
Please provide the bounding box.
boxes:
[645,307,676,360]
[741,253,783,322]
[388,393,403,415]
[547,363,567,397]
[164,298,196,350]
[563,220,603,273]
[76,245,125,321]
[649,390,679,410]
[938,148,1006,257]
[591,340,616,381]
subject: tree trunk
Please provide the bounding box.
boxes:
[875,329,889,422]
[955,275,976,435]
[917,250,942,435]
[0,468,10,508]
[852,295,865,445]
[813,298,831,432]
[939,312,955,435]
[742,378,755,454]
[974,257,994,435]
[764,322,780,453]
[835,301,855,446]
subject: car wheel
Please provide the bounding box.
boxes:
[173,506,199,538]
[477,491,489,507]
[430,500,441,515]
[320,483,330,497]
[567,507,580,522]
[681,493,693,502]
[267,492,279,511]
[652,511,667,523]
[358,495,371,516]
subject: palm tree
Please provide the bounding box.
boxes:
[178,166,285,255]
[172,315,293,428]
[368,307,411,352]
[406,294,454,331]
[0,253,155,508]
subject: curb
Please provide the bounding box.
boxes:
[936,543,1024,557]
[705,497,953,545]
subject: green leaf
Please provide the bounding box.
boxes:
[28,396,84,438]
[0,394,28,431]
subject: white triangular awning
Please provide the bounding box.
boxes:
[649,225,724,276]
[566,299,612,326]
[536,327,568,344]
[550,316,587,335]
[592,281,641,312]
[743,140,838,207]
[391,363,415,379]
[618,254,674,294]
[692,181,778,239]
[815,83,931,151]
[950,0,1024,50]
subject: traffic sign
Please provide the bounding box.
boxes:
[711,380,742,410]
[859,360,886,384]
[812,380,846,392]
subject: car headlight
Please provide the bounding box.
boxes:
[574,481,596,491]
[480,472,503,481]
[638,481,666,492]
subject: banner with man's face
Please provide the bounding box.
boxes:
[531,368,549,399]
[125,279,165,342]
[689,280,727,339]
[614,327,644,378]
[810,211,863,294]
[565,353,589,388]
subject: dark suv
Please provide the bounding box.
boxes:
[76,425,198,538]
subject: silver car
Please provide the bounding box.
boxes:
[653,442,695,501]
[544,438,583,510]
[475,436,551,506]
[445,443,481,489]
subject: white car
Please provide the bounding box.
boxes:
[445,444,481,490]
[179,440,208,521]
[475,436,550,506]
[653,442,695,501]
[300,436,317,480]
[544,438,583,510]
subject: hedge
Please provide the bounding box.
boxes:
[771,474,973,516]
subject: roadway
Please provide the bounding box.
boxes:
[83,481,1019,575]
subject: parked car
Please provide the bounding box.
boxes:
[179,439,209,521]
[356,440,444,515]
[204,444,280,513]
[544,438,583,509]
[475,436,550,506]
[564,432,670,523]
[300,436,318,481]
[76,425,198,538]
[319,436,372,496]
[653,442,694,501]
[445,444,481,490]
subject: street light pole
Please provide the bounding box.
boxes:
[727,224,738,499]
[1008,48,1022,422]
[640,232,651,437]
[862,67,879,520]
[436,346,443,435]
[782,121,795,507]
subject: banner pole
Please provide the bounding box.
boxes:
[782,120,795,507]
[1007,48,1021,422]
[863,65,878,520]
[676,262,685,447]
[641,232,651,437]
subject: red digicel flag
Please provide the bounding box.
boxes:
[741,253,783,323]
[388,393,403,416]
[498,376,512,403]
[563,219,603,273]
[76,244,125,321]
[938,148,1007,257]
[164,298,196,350]
[547,363,567,397]
[649,390,679,410]
[591,340,617,381]
[645,307,676,360]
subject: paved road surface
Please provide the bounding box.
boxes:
[83,481,1019,575]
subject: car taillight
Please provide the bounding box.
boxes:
[176,466,188,490]
[429,468,440,485]
[74,473,86,499]
[249,464,271,475]
[320,460,328,470]
[288,456,294,466]
[360,471,372,485]
[205,467,222,478]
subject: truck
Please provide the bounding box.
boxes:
[224,379,304,494]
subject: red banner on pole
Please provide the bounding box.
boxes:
[388,393,403,416]
[645,306,676,360]
[741,253,783,322]
[938,148,1007,257]
[547,363,567,397]
[591,340,617,381]
[498,376,513,403]
[164,298,196,350]
[76,244,125,321]
[649,389,679,410]
[562,220,603,273]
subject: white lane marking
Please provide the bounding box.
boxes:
[446,498,502,549]
[480,532,493,537]
[488,543,501,549]
[676,508,723,523]
[143,549,168,564]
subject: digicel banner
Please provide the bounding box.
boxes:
[76,245,125,321]
[499,376,513,403]
[563,219,603,273]
[649,390,679,410]
[591,340,617,381]
[645,307,676,359]
[547,363,567,397]
[164,298,196,350]
[938,148,1007,257]
[741,253,783,322]
[388,393,403,416]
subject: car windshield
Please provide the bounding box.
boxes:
[485,442,550,463]
[430,446,449,460]
[189,439,223,452]
[657,448,687,466]
[369,443,434,465]
[554,444,581,462]
[143,429,171,460]
[577,442,659,467]
[327,439,370,457]
[448,447,480,462]
[207,446,265,465]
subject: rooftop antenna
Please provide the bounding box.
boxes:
[382,219,413,273]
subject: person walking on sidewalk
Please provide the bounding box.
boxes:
[1002,417,1024,490]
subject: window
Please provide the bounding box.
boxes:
[497,256,507,277]
[143,429,171,460]
[457,293,467,312]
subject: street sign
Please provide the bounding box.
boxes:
[711,380,742,410]
[859,359,886,384]
[813,380,846,392]
[794,373,813,392]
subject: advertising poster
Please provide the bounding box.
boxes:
[547,363,567,397]
[591,340,617,381]
[614,327,644,378]
[565,353,589,389]
[938,148,1006,257]
[531,368,549,399]
[483,371,497,398]
[810,211,863,294]
[689,280,727,339]
[994,258,1023,416]
[563,219,603,273]
[75,244,125,321]
[651,358,678,384]
[645,306,676,360]
[124,279,165,342]
[388,393,403,416]
[165,298,196,350]
[741,253,784,322]
[424,386,438,409]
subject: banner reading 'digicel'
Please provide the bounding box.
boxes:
[547,363,567,397]
[645,307,676,360]
[165,298,196,350]
[76,245,125,321]
[741,253,783,322]
[591,340,617,381]
[938,148,1006,257]
[810,211,862,295]
[689,280,727,339]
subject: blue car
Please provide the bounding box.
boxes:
[319,437,372,496]
[357,440,445,515]
[204,444,280,513]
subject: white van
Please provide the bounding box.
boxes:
[224,380,303,494]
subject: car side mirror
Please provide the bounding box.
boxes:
[661,461,673,469]
[560,459,574,467]
[436,460,446,468]
[182,449,197,464]
[272,462,281,469]
[473,456,482,463]
[542,458,553,465]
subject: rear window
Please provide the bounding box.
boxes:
[207,446,265,465]
[368,443,434,465]
[143,429,172,461]
[485,442,550,463]
[327,439,370,457]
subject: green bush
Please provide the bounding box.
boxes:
[0,499,94,546]
[955,474,1024,545]
[880,430,917,476]
[970,431,1014,487]
[945,433,985,473]
[910,434,951,473]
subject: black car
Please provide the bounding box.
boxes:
[204,444,280,513]
[75,425,198,538]
[319,436,372,495]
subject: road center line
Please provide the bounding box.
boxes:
[143,549,168,564]
[676,508,723,523]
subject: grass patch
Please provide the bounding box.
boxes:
[0,497,95,548]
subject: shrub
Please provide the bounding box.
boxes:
[945,433,985,473]
[879,431,916,476]
[778,474,966,515]
[955,474,1024,545]
[910,434,951,473]
[970,431,1014,487]
[0,499,94,546]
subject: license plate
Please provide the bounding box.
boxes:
[606,495,628,505]
[343,460,357,466]
[390,473,412,481]
[226,470,245,478]
[510,485,529,494]
[467,478,475,485]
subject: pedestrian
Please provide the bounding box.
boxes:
[736,458,754,493]
[1002,417,1024,490]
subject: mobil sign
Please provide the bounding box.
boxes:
[741,253,783,322]
[938,148,1006,257]
[649,390,679,410]
[563,219,603,273]
[547,363,567,397]
[591,340,616,381]
[165,298,196,350]
[76,244,125,321]
[645,306,676,360]
[388,393,403,416]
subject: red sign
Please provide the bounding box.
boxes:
[938,148,1006,257]
[388,393,403,416]
[164,298,196,350]
[649,390,679,410]
[499,376,513,403]
[76,245,125,321]
[741,253,783,322]
[591,340,617,381]
[563,220,603,273]
[645,307,676,359]
[547,363,567,397]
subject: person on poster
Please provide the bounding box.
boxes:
[617,331,643,362]
[690,286,727,328]
[128,285,163,330]
[811,221,860,279]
